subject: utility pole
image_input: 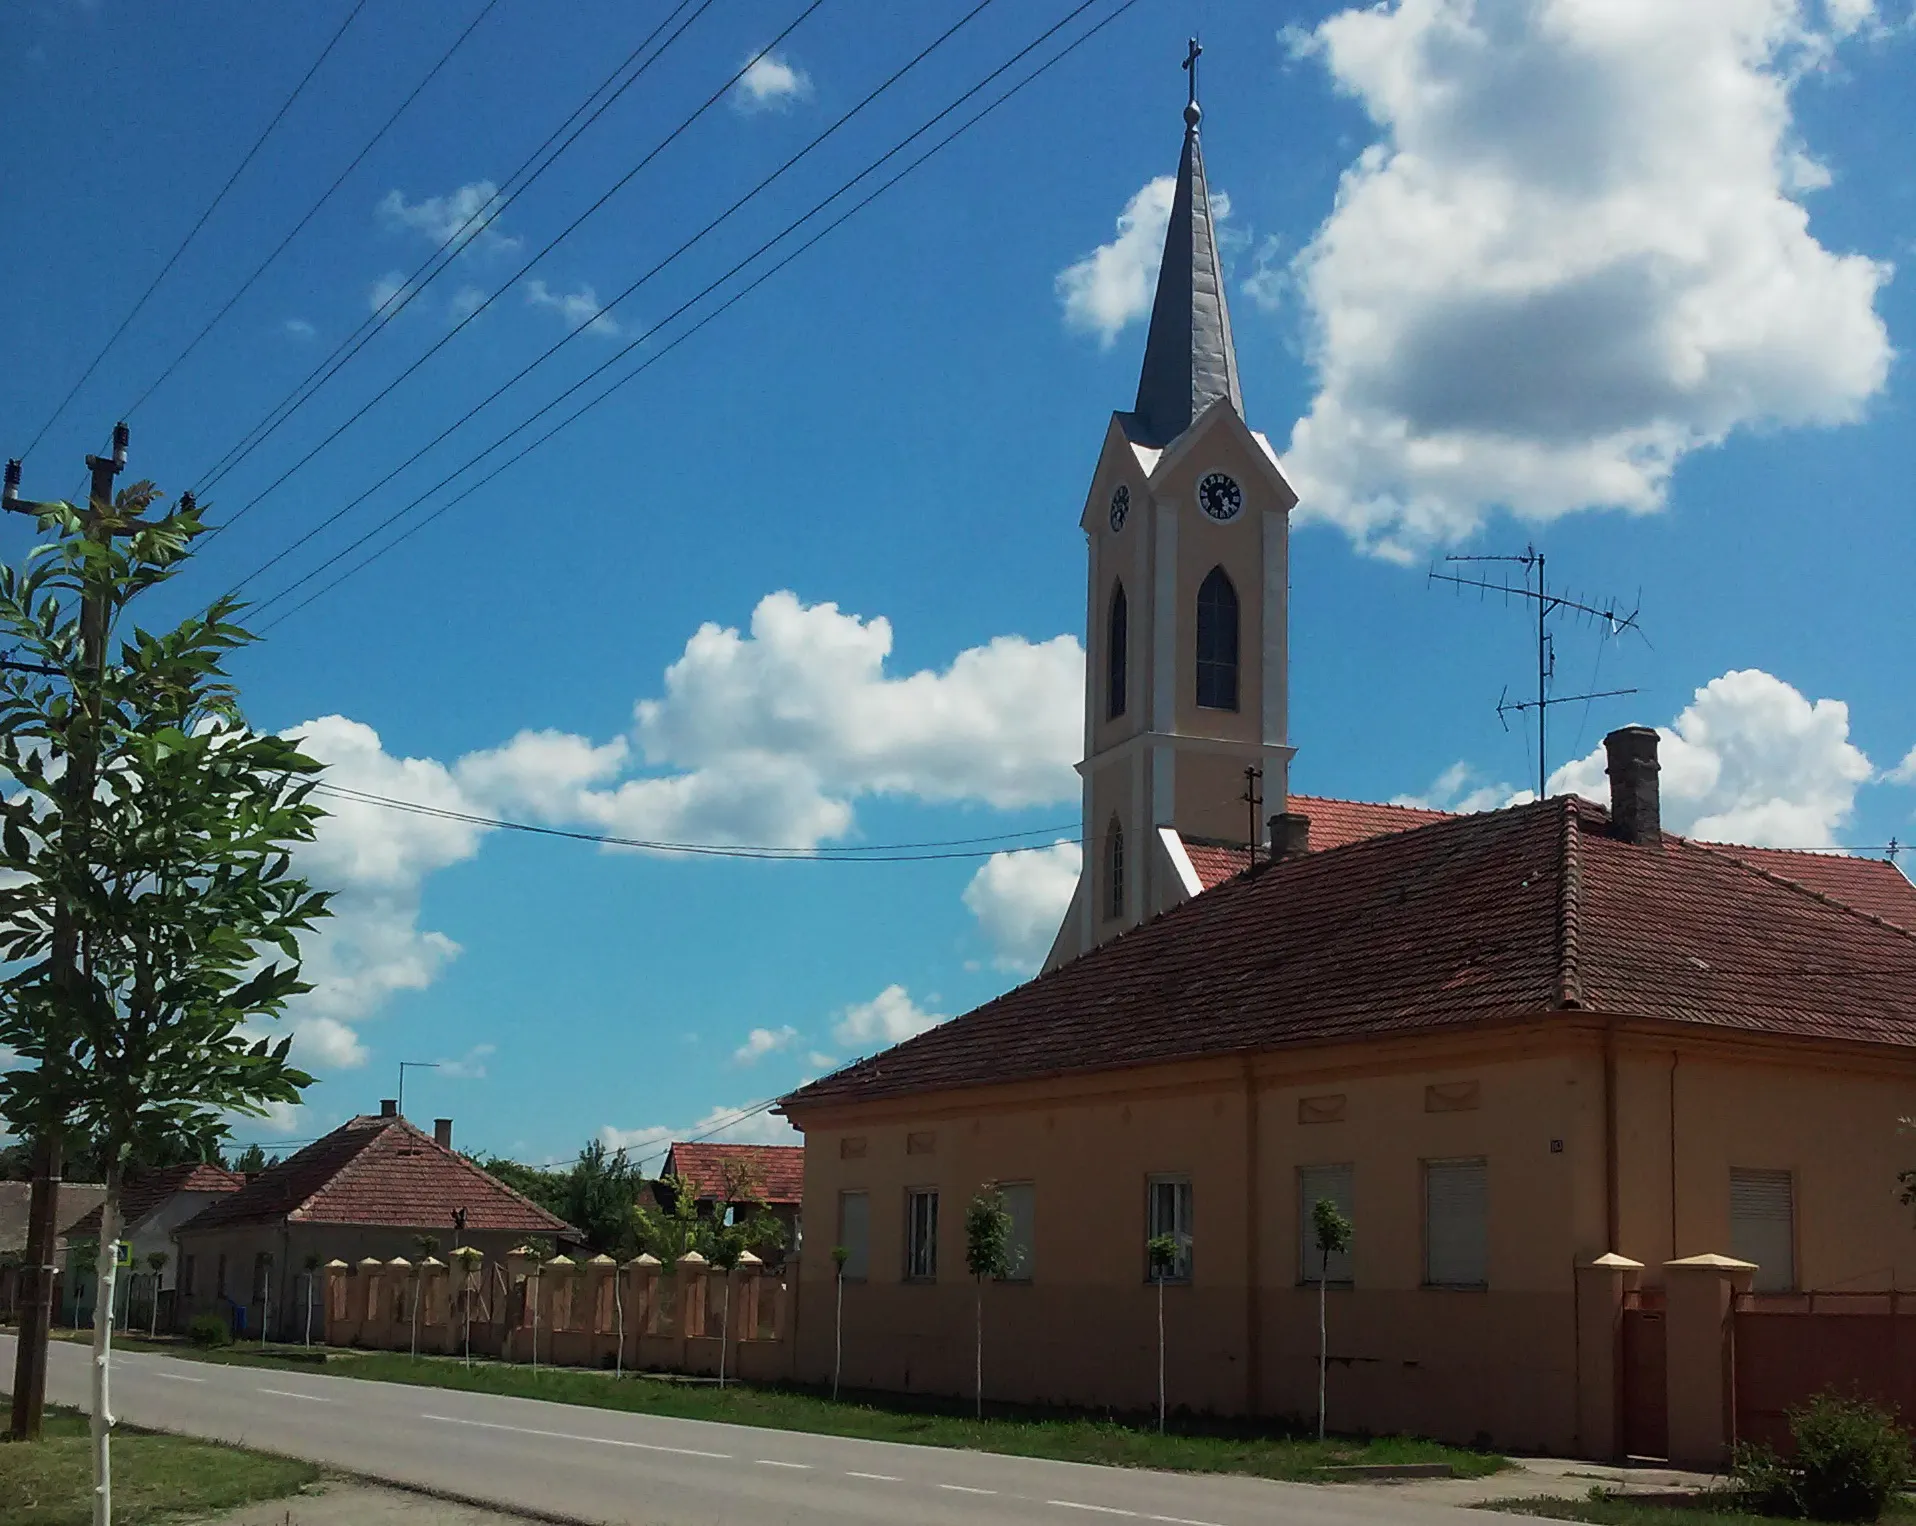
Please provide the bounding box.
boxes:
[1429,546,1642,801]
[3,423,133,1441]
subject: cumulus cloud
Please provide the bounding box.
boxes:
[600,1102,800,1163]
[1057,176,1176,345]
[1281,0,1894,558]
[1549,669,1874,847]
[733,50,812,112]
[523,279,621,338]
[438,1043,496,1080]
[733,1025,798,1065]
[1889,745,1916,787]
[1393,761,1517,815]
[379,180,516,255]
[962,841,1082,971]
[833,984,946,1051]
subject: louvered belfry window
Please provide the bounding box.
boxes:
[1424,1158,1488,1288]
[1107,581,1127,720]
[1731,1168,1795,1292]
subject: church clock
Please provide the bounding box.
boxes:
[1198,471,1242,522]
[1109,484,1130,533]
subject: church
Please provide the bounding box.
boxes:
[779,71,1916,1464]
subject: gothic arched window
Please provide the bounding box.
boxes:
[1107,581,1128,720]
[1106,817,1125,921]
[1196,566,1239,710]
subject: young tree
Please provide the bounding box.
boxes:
[301,1253,322,1347]
[143,1253,167,1340]
[709,1223,744,1390]
[1146,1234,1178,1433]
[830,1244,849,1403]
[562,1141,643,1256]
[0,483,330,1519]
[258,1252,274,1348]
[964,1186,1013,1420]
[451,1246,484,1368]
[1310,1197,1354,1442]
[410,1235,440,1359]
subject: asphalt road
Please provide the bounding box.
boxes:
[3,1334,1503,1526]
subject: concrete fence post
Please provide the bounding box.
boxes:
[1577,1252,1644,1460]
[1664,1253,1756,1470]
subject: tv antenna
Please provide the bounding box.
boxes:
[1429,545,1643,801]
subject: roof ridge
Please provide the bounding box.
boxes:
[1683,837,1916,942]
[1556,800,1585,1010]
[280,1113,405,1220]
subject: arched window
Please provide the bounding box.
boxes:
[1196,566,1239,710]
[1106,581,1128,720]
[1106,817,1125,921]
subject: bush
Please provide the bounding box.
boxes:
[187,1313,233,1349]
[1733,1392,1912,1522]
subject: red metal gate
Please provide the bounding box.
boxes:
[1734,1292,1916,1452]
[1622,1288,1668,1460]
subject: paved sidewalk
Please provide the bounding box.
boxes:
[1374,1456,1719,1508]
[195,1480,539,1525]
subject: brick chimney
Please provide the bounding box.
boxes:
[379,1098,398,1118]
[1604,726,1661,846]
[1267,812,1311,861]
[433,1118,453,1149]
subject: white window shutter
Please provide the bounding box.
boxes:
[1425,1159,1488,1287]
[1299,1164,1355,1284]
[1730,1169,1794,1292]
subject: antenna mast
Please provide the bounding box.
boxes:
[1429,546,1643,800]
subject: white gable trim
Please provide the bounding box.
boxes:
[1157,827,1203,900]
[1147,398,1297,512]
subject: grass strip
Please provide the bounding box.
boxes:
[0,1406,317,1526]
[86,1332,1504,1484]
[1485,1493,1916,1526]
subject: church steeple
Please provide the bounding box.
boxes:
[1127,40,1242,450]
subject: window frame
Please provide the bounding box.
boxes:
[1298,1163,1355,1288]
[1195,566,1240,711]
[1423,1156,1489,1290]
[904,1187,939,1283]
[837,1189,870,1283]
[1107,580,1128,720]
[1145,1174,1194,1284]
[1729,1167,1796,1293]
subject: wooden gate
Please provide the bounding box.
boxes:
[1734,1293,1916,1452]
[1621,1288,1668,1460]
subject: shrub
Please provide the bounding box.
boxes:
[1733,1392,1912,1522]
[187,1312,233,1349]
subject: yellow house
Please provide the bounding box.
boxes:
[778,74,1916,1460]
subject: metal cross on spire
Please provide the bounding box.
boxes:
[1183,37,1202,127]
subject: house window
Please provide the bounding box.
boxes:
[215,1253,227,1300]
[1299,1163,1355,1286]
[1106,818,1125,921]
[1107,582,1127,720]
[905,1189,939,1281]
[1146,1175,1194,1282]
[1195,567,1239,710]
[1424,1158,1488,1288]
[1000,1182,1035,1282]
[1731,1168,1795,1292]
[838,1191,870,1282]
[179,1255,196,1298]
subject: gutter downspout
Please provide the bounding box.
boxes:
[1242,1056,1261,1418]
[1603,1020,1620,1255]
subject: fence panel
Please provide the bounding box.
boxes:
[1735,1294,1916,1452]
[1622,1294,1668,1461]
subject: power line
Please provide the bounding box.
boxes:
[209,0,816,543]
[117,0,508,424]
[311,781,1081,862]
[225,0,1001,592]
[19,0,371,462]
[190,0,713,500]
[251,0,1143,626]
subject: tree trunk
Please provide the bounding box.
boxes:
[974,1278,983,1420]
[147,1275,158,1342]
[613,1268,624,1380]
[718,1277,730,1390]
[305,1275,314,1347]
[1317,1267,1328,1442]
[410,1276,420,1359]
[91,1163,123,1526]
[1156,1274,1166,1434]
[832,1270,843,1403]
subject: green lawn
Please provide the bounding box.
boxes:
[0,1407,317,1526]
[82,1332,1504,1484]
[1489,1493,1916,1526]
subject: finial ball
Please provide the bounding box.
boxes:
[1184,99,1202,129]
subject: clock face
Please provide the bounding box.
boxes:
[1198,471,1243,523]
[1109,484,1130,533]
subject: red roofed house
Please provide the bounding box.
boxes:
[778,96,1916,1467]
[175,1104,571,1340]
[60,1162,242,1330]
[660,1141,804,1260]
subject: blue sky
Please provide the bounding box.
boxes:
[2,0,1912,1167]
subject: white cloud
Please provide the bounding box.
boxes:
[1057,177,1175,346]
[733,1025,798,1065]
[833,984,946,1051]
[1549,669,1874,848]
[1393,761,1518,815]
[523,279,621,338]
[450,286,488,323]
[368,271,413,314]
[600,1103,800,1164]
[379,181,516,255]
[806,1051,837,1070]
[962,841,1081,972]
[733,51,812,112]
[438,1043,496,1081]
[1282,0,1894,559]
[282,317,316,339]
[1888,745,1916,787]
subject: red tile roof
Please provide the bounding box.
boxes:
[179,1114,573,1235]
[664,1143,803,1206]
[65,1163,242,1240]
[783,798,1916,1112]
[1182,795,1455,889]
[0,1182,108,1255]
[1714,846,1916,930]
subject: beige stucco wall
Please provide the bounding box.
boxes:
[788,1020,1916,1453]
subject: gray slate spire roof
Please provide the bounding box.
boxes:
[1125,99,1242,449]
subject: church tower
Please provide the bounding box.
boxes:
[1045,53,1299,970]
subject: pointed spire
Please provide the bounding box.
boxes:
[1128,41,1242,449]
